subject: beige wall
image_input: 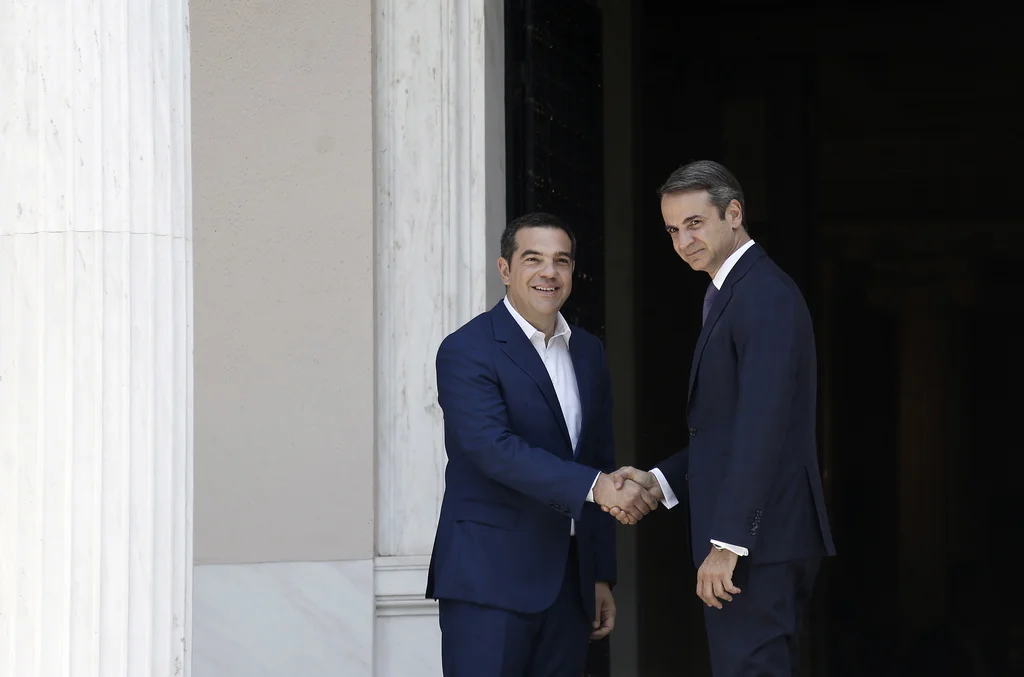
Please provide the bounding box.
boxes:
[191,0,373,564]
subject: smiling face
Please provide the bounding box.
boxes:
[498,226,574,335]
[661,189,748,278]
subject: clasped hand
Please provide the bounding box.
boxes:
[592,466,664,525]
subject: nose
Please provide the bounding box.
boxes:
[674,230,693,250]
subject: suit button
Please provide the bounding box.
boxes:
[689,427,697,437]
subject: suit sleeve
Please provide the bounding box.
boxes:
[435,336,600,520]
[655,447,689,501]
[590,342,617,584]
[709,285,801,551]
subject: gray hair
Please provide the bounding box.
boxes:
[657,160,746,226]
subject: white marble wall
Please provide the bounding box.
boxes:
[373,0,504,673]
[0,1,194,675]
[374,0,505,559]
[193,560,373,677]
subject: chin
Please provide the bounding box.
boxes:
[534,298,564,311]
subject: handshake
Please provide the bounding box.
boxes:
[593,466,663,525]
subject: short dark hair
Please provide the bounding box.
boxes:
[499,212,577,262]
[657,160,746,227]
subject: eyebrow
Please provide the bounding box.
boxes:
[665,215,704,228]
[519,249,573,259]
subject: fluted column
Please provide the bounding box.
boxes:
[0,2,193,676]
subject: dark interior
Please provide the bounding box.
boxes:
[506,1,1024,675]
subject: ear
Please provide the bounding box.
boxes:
[727,199,743,229]
[497,257,511,286]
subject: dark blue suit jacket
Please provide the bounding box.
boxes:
[659,244,836,568]
[426,301,617,620]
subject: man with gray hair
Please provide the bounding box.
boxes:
[609,160,835,676]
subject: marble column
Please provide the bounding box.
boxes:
[0,2,193,676]
[373,0,504,674]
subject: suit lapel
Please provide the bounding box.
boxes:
[492,303,573,450]
[687,244,766,400]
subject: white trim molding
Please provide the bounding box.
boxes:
[374,556,436,617]
[373,558,441,676]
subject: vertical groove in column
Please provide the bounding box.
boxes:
[61,0,76,673]
[98,1,131,672]
[157,1,174,674]
[0,4,24,675]
[439,0,457,511]
[128,0,152,672]
[40,0,67,674]
[92,11,106,665]
[149,0,171,653]
[67,0,85,674]
[173,1,192,670]
[373,0,395,557]
[439,0,452,339]
[0,0,193,675]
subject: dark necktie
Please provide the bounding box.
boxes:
[702,282,719,325]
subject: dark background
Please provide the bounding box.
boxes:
[506,1,1024,675]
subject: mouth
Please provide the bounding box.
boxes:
[532,285,559,295]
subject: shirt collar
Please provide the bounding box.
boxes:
[712,239,756,290]
[503,296,572,344]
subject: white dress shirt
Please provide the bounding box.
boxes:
[503,297,600,535]
[650,239,757,556]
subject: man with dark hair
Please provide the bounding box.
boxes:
[427,212,657,676]
[610,160,835,676]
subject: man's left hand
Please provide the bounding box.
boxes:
[697,546,741,609]
[591,582,616,640]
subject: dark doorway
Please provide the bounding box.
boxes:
[506,1,1024,675]
[505,0,606,338]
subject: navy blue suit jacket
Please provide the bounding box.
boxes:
[425,301,617,620]
[658,244,836,568]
